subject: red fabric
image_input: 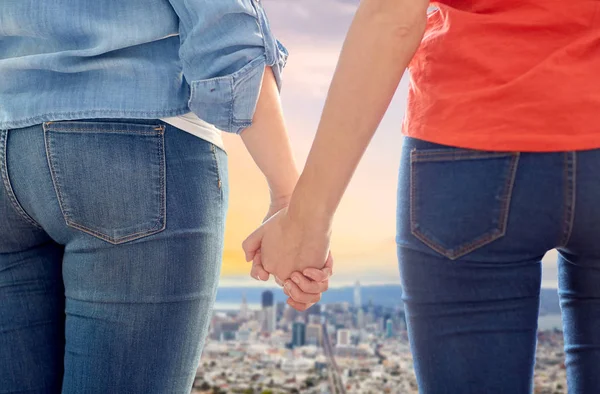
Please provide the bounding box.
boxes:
[403,0,600,152]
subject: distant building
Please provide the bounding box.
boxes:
[386,319,394,338]
[366,299,376,325]
[283,305,298,323]
[262,307,276,333]
[292,322,306,348]
[219,331,235,341]
[383,314,392,331]
[335,344,373,358]
[357,308,365,329]
[262,290,274,308]
[337,329,351,347]
[280,357,314,373]
[308,303,322,316]
[219,322,240,341]
[236,329,251,342]
[306,324,323,347]
[397,311,407,331]
[212,320,240,341]
[261,290,276,333]
[239,292,249,320]
[354,281,362,307]
[308,314,322,325]
[276,301,286,321]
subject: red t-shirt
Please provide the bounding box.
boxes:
[403,0,600,152]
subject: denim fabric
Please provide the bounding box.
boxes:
[0,0,287,134]
[397,137,600,394]
[0,119,228,393]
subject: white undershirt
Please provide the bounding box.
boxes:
[160,112,225,151]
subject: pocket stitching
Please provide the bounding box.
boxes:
[43,123,167,244]
[412,150,515,162]
[43,128,161,135]
[64,219,164,245]
[410,149,520,260]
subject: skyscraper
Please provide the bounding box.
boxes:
[355,281,364,329]
[262,290,274,308]
[239,292,249,320]
[276,301,286,321]
[357,308,365,329]
[261,290,276,333]
[292,322,306,348]
[354,281,362,307]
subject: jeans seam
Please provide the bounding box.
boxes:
[410,150,520,260]
[0,130,43,229]
[210,144,223,195]
[42,123,167,244]
[559,151,576,247]
[43,123,73,228]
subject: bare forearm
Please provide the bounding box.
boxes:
[289,0,428,224]
[241,67,299,205]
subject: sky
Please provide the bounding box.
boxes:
[219,0,559,288]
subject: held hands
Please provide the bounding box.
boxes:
[243,206,333,311]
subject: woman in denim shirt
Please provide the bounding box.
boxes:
[0,1,327,393]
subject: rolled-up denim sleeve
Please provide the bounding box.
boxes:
[167,0,288,134]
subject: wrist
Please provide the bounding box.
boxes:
[269,192,293,211]
[268,170,299,208]
[287,187,334,233]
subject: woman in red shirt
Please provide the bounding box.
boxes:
[245,0,600,392]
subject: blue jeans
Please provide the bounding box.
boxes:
[0,119,228,393]
[397,137,600,394]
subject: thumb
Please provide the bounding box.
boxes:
[242,226,265,262]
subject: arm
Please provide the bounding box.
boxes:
[243,0,429,310]
[240,66,299,282]
[289,0,429,225]
[240,67,299,221]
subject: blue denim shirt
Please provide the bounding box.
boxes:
[0,0,287,133]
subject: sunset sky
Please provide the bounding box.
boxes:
[219,0,559,288]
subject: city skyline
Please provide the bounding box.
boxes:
[194,285,566,394]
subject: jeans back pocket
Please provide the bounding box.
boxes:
[43,121,166,244]
[410,148,520,260]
